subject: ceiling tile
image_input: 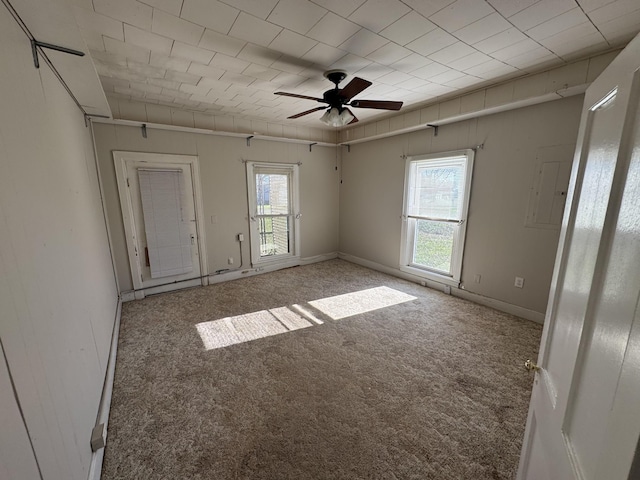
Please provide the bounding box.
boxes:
[428,41,476,63]
[445,74,482,88]
[588,0,640,24]
[92,50,128,67]
[379,12,437,46]
[124,24,173,55]
[229,12,283,46]
[339,29,388,57]
[180,0,240,34]
[140,0,183,16]
[406,28,457,56]
[272,71,308,87]
[412,62,450,80]
[539,22,606,54]
[79,28,107,51]
[429,0,494,31]
[587,9,640,44]
[395,77,430,90]
[126,60,167,78]
[509,0,576,31]
[306,12,361,47]
[267,0,328,35]
[94,0,152,30]
[270,57,314,74]
[198,29,247,56]
[376,70,414,85]
[164,70,202,85]
[237,43,282,66]
[302,43,347,65]
[242,63,281,81]
[449,51,492,70]
[307,0,366,18]
[348,0,411,33]
[401,0,456,18]
[197,77,232,90]
[353,63,394,80]
[526,8,589,41]
[389,53,433,73]
[367,43,413,66]
[218,0,280,20]
[210,52,251,72]
[150,52,191,71]
[73,7,124,41]
[474,28,528,54]
[487,0,538,17]
[171,41,215,64]
[491,38,545,61]
[104,37,151,63]
[454,13,511,44]
[330,53,372,72]
[180,83,212,96]
[187,63,225,79]
[269,29,318,57]
[152,10,204,46]
[220,71,256,86]
[578,0,618,12]
[464,58,509,75]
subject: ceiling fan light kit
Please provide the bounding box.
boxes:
[320,107,354,127]
[275,69,403,127]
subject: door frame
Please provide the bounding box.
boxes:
[113,151,208,297]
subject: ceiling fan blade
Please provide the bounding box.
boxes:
[275,92,324,102]
[344,108,358,124]
[350,99,403,110]
[338,77,372,101]
[287,106,327,119]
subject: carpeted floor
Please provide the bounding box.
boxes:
[102,259,542,480]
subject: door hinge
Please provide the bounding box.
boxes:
[127,178,130,187]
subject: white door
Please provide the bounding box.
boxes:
[517,35,640,480]
[114,152,208,297]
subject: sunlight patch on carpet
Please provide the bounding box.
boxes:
[309,286,416,320]
[196,308,313,350]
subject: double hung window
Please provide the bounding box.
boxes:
[247,162,300,266]
[400,150,474,285]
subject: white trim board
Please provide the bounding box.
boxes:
[338,252,545,324]
[119,252,338,300]
[88,297,122,480]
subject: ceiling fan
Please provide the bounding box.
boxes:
[274,70,403,127]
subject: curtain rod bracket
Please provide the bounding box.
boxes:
[309,142,317,152]
[31,39,84,69]
[246,135,254,147]
[427,124,439,136]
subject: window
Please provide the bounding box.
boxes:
[247,162,300,266]
[400,150,474,286]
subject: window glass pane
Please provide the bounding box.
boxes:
[412,219,455,274]
[259,216,290,257]
[410,159,465,219]
[256,173,289,215]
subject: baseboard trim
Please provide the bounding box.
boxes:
[338,252,545,324]
[208,252,338,285]
[87,297,122,480]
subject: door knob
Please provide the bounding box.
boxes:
[524,359,540,372]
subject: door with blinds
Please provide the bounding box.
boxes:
[114,152,207,297]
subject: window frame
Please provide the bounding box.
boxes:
[399,149,475,287]
[246,161,300,267]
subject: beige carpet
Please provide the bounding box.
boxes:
[102,260,542,480]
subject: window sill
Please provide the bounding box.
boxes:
[399,265,460,288]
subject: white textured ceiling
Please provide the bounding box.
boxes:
[72,0,640,127]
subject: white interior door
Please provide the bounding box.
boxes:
[114,152,207,296]
[517,34,640,480]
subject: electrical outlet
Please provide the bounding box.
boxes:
[474,274,481,283]
[515,276,524,288]
[228,257,234,265]
[237,233,244,242]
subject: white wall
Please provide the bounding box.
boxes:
[339,95,584,315]
[0,8,119,480]
[93,124,340,292]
